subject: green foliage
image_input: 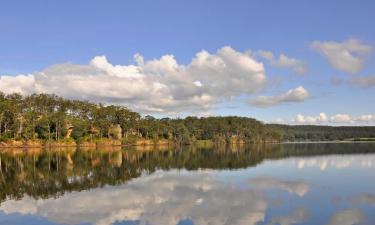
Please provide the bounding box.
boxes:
[121,134,139,145]
[2,92,374,145]
[0,92,139,142]
[269,124,375,141]
[0,92,277,144]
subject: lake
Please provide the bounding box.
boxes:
[0,143,374,225]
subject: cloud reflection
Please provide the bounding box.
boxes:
[352,193,375,206]
[326,208,364,225]
[268,208,309,225]
[0,170,268,225]
[250,177,309,197]
[279,155,375,171]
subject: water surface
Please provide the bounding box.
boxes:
[0,143,374,225]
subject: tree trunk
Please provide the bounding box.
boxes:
[55,121,58,141]
[48,123,51,142]
[32,119,35,139]
[0,114,2,137]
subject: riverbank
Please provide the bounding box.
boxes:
[0,138,175,149]
[4,138,373,149]
[0,138,272,150]
[281,139,375,144]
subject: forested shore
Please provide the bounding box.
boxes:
[0,92,279,148]
[0,92,374,148]
[270,124,375,142]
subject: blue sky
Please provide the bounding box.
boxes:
[0,0,375,124]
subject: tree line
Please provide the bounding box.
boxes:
[269,124,375,141]
[0,92,278,145]
[1,92,374,145]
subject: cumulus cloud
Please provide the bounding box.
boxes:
[285,113,375,125]
[249,86,309,107]
[0,46,266,115]
[311,39,372,74]
[329,114,353,124]
[356,114,375,123]
[326,208,364,225]
[295,112,328,124]
[0,74,36,94]
[257,50,307,75]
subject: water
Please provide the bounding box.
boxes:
[0,143,374,225]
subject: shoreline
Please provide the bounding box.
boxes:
[281,140,375,144]
[0,139,278,150]
[0,139,175,150]
[1,139,374,150]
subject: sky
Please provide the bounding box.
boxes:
[0,0,375,125]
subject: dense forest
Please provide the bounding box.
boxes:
[270,124,375,141]
[0,92,375,146]
[0,92,278,146]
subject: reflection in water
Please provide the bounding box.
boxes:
[1,171,268,225]
[284,155,375,171]
[0,144,278,203]
[0,143,374,225]
[268,208,309,225]
[352,193,375,205]
[249,177,309,197]
[326,208,364,225]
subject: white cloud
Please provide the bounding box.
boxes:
[285,113,375,125]
[295,112,328,124]
[356,114,375,122]
[257,50,307,75]
[0,74,36,95]
[249,86,309,107]
[330,114,353,124]
[270,113,375,125]
[311,39,372,74]
[326,208,364,225]
[0,46,266,115]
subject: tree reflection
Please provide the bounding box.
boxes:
[0,143,374,203]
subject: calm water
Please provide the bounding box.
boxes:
[0,143,374,225]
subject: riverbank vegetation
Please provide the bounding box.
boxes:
[1,92,375,148]
[0,92,278,147]
[270,124,375,142]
